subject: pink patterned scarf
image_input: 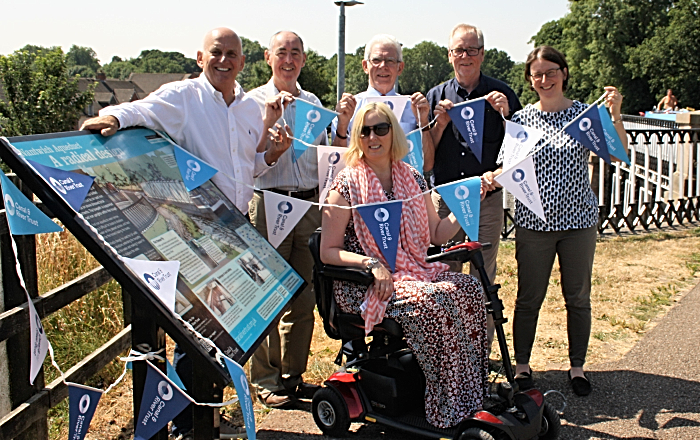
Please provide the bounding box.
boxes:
[345,160,448,334]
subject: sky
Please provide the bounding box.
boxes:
[2,0,570,64]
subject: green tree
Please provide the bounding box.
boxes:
[399,41,453,95]
[628,0,700,109]
[343,46,367,96]
[507,62,539,106]
[481,48,515,84]
[241,37,266,64]
[101,50,200,79]
[299,50,333,107]
[66,45,101,77]
[0,48,94,136]
[237,37,269,92]
[532,0,673,113]
[102,56,138,80]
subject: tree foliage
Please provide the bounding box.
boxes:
[66,45,101,77]
[101,49,200,80]
[481,48,515,84]
[399,41,453,95]
[0,48,94,136]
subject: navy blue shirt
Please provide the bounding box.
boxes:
[427,75,522,186]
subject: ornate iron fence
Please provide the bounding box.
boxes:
[502,117,700,238]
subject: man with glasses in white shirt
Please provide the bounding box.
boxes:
[246,30,326,409]
[331,34,434,177]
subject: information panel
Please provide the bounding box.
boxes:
[2,128,305,363]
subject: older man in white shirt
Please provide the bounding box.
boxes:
[331,34,435,175]
[246,30,326,409]
[81,27,292,440]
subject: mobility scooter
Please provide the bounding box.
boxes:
[308,230,561,440]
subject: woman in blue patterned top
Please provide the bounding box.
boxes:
[491,45,627,396]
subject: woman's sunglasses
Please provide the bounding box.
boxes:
[360,123,392,138]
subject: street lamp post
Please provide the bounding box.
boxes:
[335,1,363,103]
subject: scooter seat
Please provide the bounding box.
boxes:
[338,313,404,339]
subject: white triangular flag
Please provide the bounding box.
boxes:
[122,258,180,312]
[317,146,347,206]
[495,156,546,222]
[500,121,545,170]
[263,191,313,248]
[27,291,48,384]
[365,95,410,121]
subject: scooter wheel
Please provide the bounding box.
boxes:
[312,387,350,437]
[459,427,496,440]
[538,402,561,439]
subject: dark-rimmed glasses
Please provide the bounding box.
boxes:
[528,68,561,81]
[360,123,392,137]
[449,46,483,57]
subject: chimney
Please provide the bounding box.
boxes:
[96,72,106,81]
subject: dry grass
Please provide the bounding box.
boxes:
[36,226,700,439]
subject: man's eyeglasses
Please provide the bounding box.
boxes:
[369,57,398,67]
[360,123,392,137]
[528,68,561,81]
[449,46,483,57]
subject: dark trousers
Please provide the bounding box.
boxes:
[512,225,597,368]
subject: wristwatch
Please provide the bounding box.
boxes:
[365,257,380,271]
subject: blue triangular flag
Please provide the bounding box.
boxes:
[597,105,631,165]
[355,201,403,271]
[173,145,218,191]
[435,177,482,241]
[563,105,611,164]
[27,159,94,211]
[447,99,486,163]
[133,361,192,440]
[223,356,256,440]
[293,99,336,162]
[166,358,186,391]
[0,173,62,235]
[68,383,103,440]
[402,129,424,175]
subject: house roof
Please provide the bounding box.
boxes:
[127,73,192,94]
[114,88,137,104]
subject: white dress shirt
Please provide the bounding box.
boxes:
[331,86,417,142]
[247,79,328,191]
[100,74,272,214]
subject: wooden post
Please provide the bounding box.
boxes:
[1,178,47,439]
[130,294,169,440]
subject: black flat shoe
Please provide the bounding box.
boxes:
[514,369,534,390]
[568,371,592,396]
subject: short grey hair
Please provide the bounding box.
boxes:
[449,24,484,48]
[364,34,403,62]
[268,30,305,52]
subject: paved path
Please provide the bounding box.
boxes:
[257,282,700,439]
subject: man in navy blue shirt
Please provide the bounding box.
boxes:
[427,23,522,351]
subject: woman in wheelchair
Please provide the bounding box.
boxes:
[320,102,489,429]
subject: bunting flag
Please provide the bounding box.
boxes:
[500,121,545,170]
[262,191,313,248]
[598,104,631,165]
[122,258,180,313]
[293,99,337,162]
[223,356,256,440]
[173,145,218,191]
[495,156,546,222]
[317,146,347,205]
[355,201,403,271]
[26,291,48,384]
[563,105,611,164]
[447,99,486,163]
[402,129,424,175]
[27,160,94,211]
[1,173,63,235]
[166,358,186,391]
[364,95,411,121]
[435,177,482,241]
[68,383,103,440]
[134,361,192,440]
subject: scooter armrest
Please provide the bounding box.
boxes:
[321,265,374,286]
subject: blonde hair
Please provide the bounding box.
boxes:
[344,102,409,167]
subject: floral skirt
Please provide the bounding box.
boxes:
[334,271,488,428]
